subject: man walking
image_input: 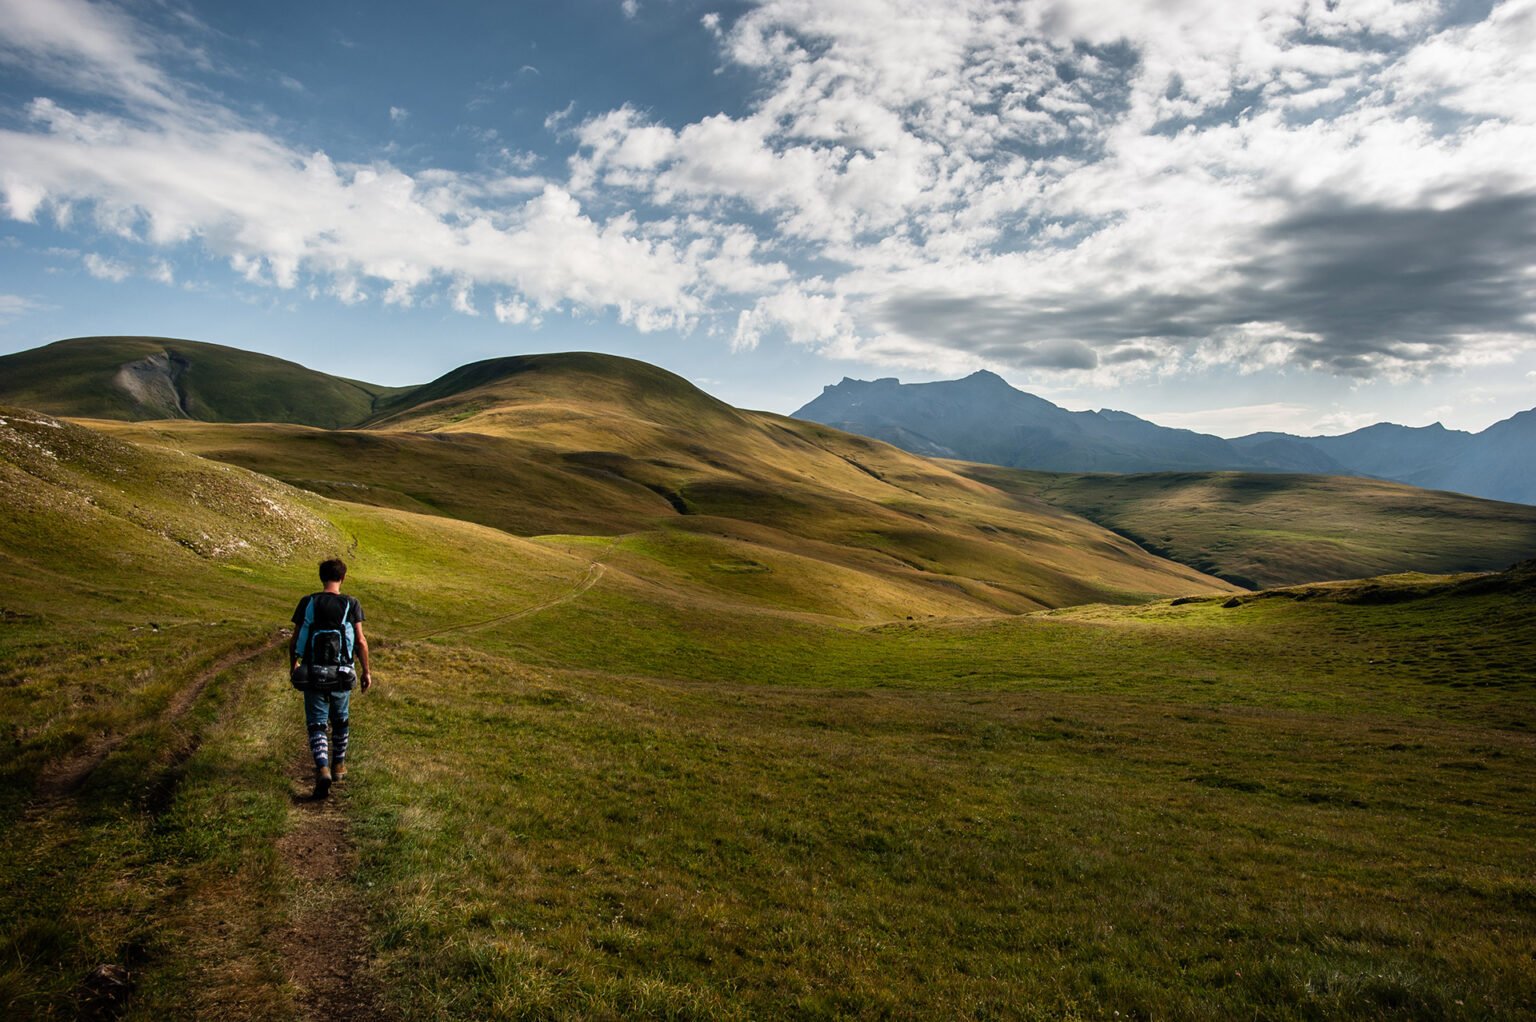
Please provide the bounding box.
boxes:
[290,558,372,798]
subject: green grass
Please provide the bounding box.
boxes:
[0,637,297,1019]
[3,407,1533,1019]
[347,580,1535,1019]
[961,466,1536,588]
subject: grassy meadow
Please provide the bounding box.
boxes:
[965,466,1536,589]
[2,394,1534,1020]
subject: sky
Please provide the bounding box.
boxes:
[1,0,1534,437]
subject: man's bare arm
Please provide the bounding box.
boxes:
[354,621,372,691]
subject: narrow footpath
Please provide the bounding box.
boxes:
[273,550,612,1018]
[276,752,386,1022]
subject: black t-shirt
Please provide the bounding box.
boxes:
[292,592,365,657]
[292,592,364,626]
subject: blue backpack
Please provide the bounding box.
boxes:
[291,593,357,692]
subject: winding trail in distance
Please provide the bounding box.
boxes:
[409,549,613,642]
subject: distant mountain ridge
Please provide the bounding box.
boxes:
[793,371,1535,505]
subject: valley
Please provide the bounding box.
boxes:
[964,466,1536,589]
[0,338,1533,1019]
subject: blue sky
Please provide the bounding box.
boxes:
[2,0,1534,436]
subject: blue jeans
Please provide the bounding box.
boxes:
[304,689,351,727]
[304,690,351,768]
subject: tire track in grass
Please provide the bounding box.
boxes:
[32,630,287,802]
[20,632,286,1019]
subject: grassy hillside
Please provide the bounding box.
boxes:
[352,564,1535,1020]
[0,406,598,795]
[10,335,1528,594]
[361,350,729,430]
[88,352,1235,612]
[960,465,1536,589]
[3,410,1533,1019]
[0,336,409,428]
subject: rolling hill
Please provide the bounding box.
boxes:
[7,335,1531,591]
[89,351,1234,613]
[0,336,410,428]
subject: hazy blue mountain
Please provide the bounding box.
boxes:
[1226,433,1348,474]
[793,372,1335,474]
[1246,422,1475,483]
[1236,414,1534,505]
[1426,409,1536,505]
[794,372,1534,504]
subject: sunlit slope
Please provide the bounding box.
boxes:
[0,406,589,619]
[91,351,1235,610]
[97,416,1229,614]
[0,336,410,428]
[0,407,607,783]
[960,465,1536,588]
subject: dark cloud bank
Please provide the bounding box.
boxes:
[876,190,1536,374]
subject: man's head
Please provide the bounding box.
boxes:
[319,558,347,585]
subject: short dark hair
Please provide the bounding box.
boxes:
[319,558,347,584]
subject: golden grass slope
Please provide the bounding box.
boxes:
[4,403,1535,1019]
[0,405,620,820]
[87,351,1235,613]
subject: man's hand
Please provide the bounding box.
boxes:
[361,672,372,693]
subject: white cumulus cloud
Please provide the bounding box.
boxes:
[83,251,130,281]
[0,1,786,336]
[566,0,1536,381]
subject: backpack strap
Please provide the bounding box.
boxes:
[295,595,315,660]
[339,598,354,660]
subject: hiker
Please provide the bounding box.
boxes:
[289,557,372,798]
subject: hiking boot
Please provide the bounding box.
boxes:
[332,761,348,782]
[313,765,332,798]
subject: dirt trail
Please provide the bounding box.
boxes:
[277,753,386,1021]
[34,630,286,801]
